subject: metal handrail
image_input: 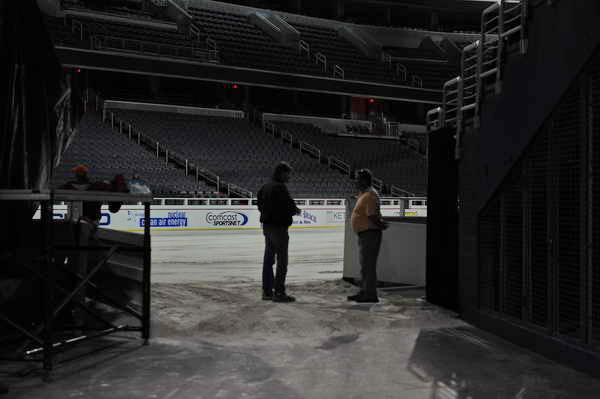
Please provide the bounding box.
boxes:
[72,20,84,40]
[299,39,310,58]
[315,52,327,71]
[333,64,345,79]
[501,0,528,54]
[299,141,321,161]
[426,107,442,131]
[396,64,407,81]
[328,157,351,175]
[481,2,503,90]
[264,121,277,137]
[109,112,222,192]
[206,37,219,62]
[384,123,400,137]
[372,177,383,191]
[391,185,415,197]
[442,77,463,127]
[382,52,392,69]
[91,35,208,61]
[425,0,527,144]
[460,41,480,123]
[228,183,252,198]
[189,23,202,41]
[411,75,423,88]
[281,130,294,146]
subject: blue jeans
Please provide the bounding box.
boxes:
[262,225,289,295]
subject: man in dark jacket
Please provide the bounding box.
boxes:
[257,162,301,302]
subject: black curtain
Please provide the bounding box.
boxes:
[0,0,79,250]
[425,127,459,311]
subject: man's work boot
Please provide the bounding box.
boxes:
[262,291,273,301]
[272,292,295,303]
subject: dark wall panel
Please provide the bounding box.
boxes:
[592,69,600,348]
[552,85,585,341]
[526,128,549,329]
[478,1,600,208]
[467,47,600,375]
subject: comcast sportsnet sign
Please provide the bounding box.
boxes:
[205,211,249,227]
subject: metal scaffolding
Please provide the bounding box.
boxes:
[0,189,152,378]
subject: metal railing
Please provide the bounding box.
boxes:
[372,177,383,191]
[196,167,220,191]
[264,121,277,137]
[108,112,225,193]
[333,64,345,79]
[391,185,416,197]
[282,130,294,146]
[426,107,442,131]
[328,157,351,176]
[384,122,404,137]
[150,0,168,6]
[189,23,202,41]
[427,0,528,160]
[299,40,310,58]
[172,0,190,9]
[206,37,219,62]
[72,20,84,40]
[501,0,528,54]
[461,41,480,123]
[480,2,503,92]
[300,142,321,161]
[382,52,392,69]
[396,64,407,81]
[315,52,327,71]
[91,35,208,61]
[228,183,252,198]
[411,75,423,88]
[442,77,462,127]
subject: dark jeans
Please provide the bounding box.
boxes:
[262,225,289,294]
[358,230,382,297]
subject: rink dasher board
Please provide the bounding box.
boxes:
[32,203,425,232]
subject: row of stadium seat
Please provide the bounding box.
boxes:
[111,110,357,198]
[53,112,214,196]
[189,8,325,76]
[284,21,396,84]
[45,3,458,88]
[273,121,427,195]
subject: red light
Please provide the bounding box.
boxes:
[368,98,375,103]
[232,84,239,89]
[75,68,81,73]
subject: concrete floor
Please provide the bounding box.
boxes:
[3,229,600,398]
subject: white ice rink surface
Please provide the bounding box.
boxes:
[151,227,345,283]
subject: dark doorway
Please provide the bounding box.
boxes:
[426,127,459,311]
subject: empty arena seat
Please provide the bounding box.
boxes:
[53,112,213,195]
[112,110,356,198]
[273,121,427,195]
[188,7,325,76]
